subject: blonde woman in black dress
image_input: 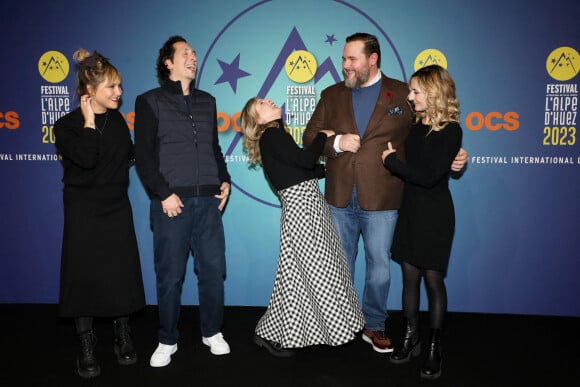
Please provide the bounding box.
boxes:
[54,49,145,378]
[381,65,463,379]
[240,97,364,357]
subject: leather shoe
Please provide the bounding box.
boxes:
[253,334,295,358]
[362,329,394,353]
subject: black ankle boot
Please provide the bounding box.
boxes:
[390,318,420,364]
[77,331,100,378]
[420,328,442,379]
[114,319,137,365]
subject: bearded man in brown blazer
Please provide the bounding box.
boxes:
[303,32,467,353]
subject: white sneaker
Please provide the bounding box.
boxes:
[202,332,230,355]
[149,343,178,367]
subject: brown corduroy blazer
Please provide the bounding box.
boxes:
[304,74,413,211]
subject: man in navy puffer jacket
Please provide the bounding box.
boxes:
[135,35,231,368]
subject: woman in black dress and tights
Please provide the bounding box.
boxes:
[240,97,364,357]
[381,65,463,379]
[54,49,145,378]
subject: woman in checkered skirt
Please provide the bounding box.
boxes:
[240,97,365,357]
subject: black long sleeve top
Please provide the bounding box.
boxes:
[54,108,133,187]
[384,121,462,189]
[259,119,327,191]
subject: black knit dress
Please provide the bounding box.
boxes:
[385,121,462,274]
[55,108,145,317]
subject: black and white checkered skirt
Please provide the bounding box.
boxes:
[255,179,365,348]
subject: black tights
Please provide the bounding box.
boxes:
[75,316,129,334]
[401,262,447,329]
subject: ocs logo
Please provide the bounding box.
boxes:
[546,46,579,82]
[285,50,317,83]
[0,111,20,130]
[38,51,69,83]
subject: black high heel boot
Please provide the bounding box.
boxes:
[420,328,442,379]
[114,319,137,365]
[390,318,420,364]
[77,331,101,378]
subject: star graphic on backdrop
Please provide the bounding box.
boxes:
[215,54,251,93]
[325,34,337,46]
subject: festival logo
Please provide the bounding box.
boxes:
[196,0,405,207]
[543,46,578,148]
[39,50,72,146]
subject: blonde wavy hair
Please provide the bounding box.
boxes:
[410,65,460,132]
[240,97,288,166]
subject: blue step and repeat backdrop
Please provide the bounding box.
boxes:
[1,0,579,316]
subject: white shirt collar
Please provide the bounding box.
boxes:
[364,69,382,87]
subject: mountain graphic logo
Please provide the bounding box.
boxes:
[285,50,317,83]
[38,51,69,83]
[546,46,579,81]
[414,48,447,71]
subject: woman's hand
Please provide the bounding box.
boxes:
[381,141,397,162]
[451,147,468,172]
[80,94,96,128]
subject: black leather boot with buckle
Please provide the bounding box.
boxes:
[114,319,137,365]
[77,330,101,378]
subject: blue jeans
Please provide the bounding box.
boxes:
[329,188,397,331]
[151,196,226,345]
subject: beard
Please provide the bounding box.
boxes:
[343,66,371,89]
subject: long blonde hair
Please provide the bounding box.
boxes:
[240,97,288,166]
[410,65,460,131]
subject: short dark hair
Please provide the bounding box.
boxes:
[156,35,187,84]
[346,32,381,68]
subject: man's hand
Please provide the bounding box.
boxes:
[215,182,231,211]
[162,193,184,218]
[339,133,361,153]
